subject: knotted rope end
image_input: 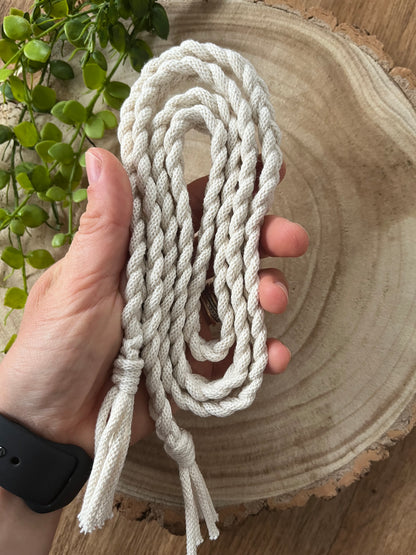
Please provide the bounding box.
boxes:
[165,428,219,552]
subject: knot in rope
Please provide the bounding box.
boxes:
[78,40,283,555]
[164,428,196,469]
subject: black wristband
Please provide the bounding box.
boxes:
[0,413,92,513]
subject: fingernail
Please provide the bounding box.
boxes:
[276,282,289,302]
[86,149,102,183]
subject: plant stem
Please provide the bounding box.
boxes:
[0,195,31,232]
[16,236,27,294]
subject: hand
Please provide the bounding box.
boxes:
[0,148,308,458]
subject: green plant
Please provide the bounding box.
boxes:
[0,0,169,351]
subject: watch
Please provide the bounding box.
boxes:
[0,413,93,513]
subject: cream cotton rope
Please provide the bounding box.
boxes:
[78,39,283,554]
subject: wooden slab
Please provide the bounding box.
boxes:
[101,0,416,529]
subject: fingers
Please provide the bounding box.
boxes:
[264,339,291,374]
[260,215,309,258]
[258,269,292,374]
[258,268,289,314]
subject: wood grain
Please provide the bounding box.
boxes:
[284,0,416,74]
[1,0,416,554]
[51,426,416,554]
[106,0,416,520]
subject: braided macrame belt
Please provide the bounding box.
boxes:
[78,40,283,554]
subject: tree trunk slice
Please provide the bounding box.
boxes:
[107,0,416,533]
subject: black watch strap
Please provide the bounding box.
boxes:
[0,413,93,513]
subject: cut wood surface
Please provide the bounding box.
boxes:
[1,0,416,553]
[107,0,416,520]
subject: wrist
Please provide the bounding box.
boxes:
[0,486,62,555]
[0,412,93,515]
[0,350,95,458]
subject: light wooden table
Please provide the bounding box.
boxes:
[1,1,416,554]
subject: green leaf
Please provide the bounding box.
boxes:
[15,162,36,175]
[46,185,66,201]
[151,4,169,39]
[16,172,33,192]
[33,15,55,32]
[0,81,14,101]
[9,219,25,236]
[3,15,31,41]
[14,121,38,148]
[83,62,106,90]
[31,165,50,192]
[116,0,130,19]
[52,232,67,247]
[35,140,56,163]
[52,170,68,187]
[48,142,74,164]
[0,68,13,82]
[108,3,119,24]
[96,110,118,129]
[109,22,126,53]
[32,84,56,112]
[72,188,88,203]
[19,204,48,227]
[0,39,19,64]
[79,152,86,167]
[97,27,109,49]
[26,249,55,269]
[49,59,74,80]
[4,287,27,309]
[64,17,88,48]
[3,333,17,354]
[85,115,105,139]
[91,51,107,71]
[105,81,130,100]
[1,246,24,269]
[4,287,27,308]
[9,8,24,16]
[59,161,82,181]
[51,101,73,124]
[9,75,26,102]
[128,0,148,20]
[41,121,62,142]
[0,209,9,222]
[63,100,87,123]
[103,90,123,110]
[0,124,14,144]
[26,59,45,74]
[128,38,152,72]
[50,0,68,18]
[0,170,10,189]
[23,40,51,64]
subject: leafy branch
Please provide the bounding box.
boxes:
[0,0,169,351]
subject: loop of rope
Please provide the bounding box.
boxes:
[78,40,282,554]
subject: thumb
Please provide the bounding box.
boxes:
[65,148,133,293]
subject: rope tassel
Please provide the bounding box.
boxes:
[164,427,219,553]
[78,40,283,553]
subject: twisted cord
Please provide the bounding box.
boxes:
[78,40,283,554]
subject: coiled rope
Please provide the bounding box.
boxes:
[78,40,283,554]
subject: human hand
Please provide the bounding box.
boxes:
[0,148,308,458]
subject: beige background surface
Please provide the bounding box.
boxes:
[1,0,416,553]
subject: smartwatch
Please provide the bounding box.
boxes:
[0,413,93,513]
